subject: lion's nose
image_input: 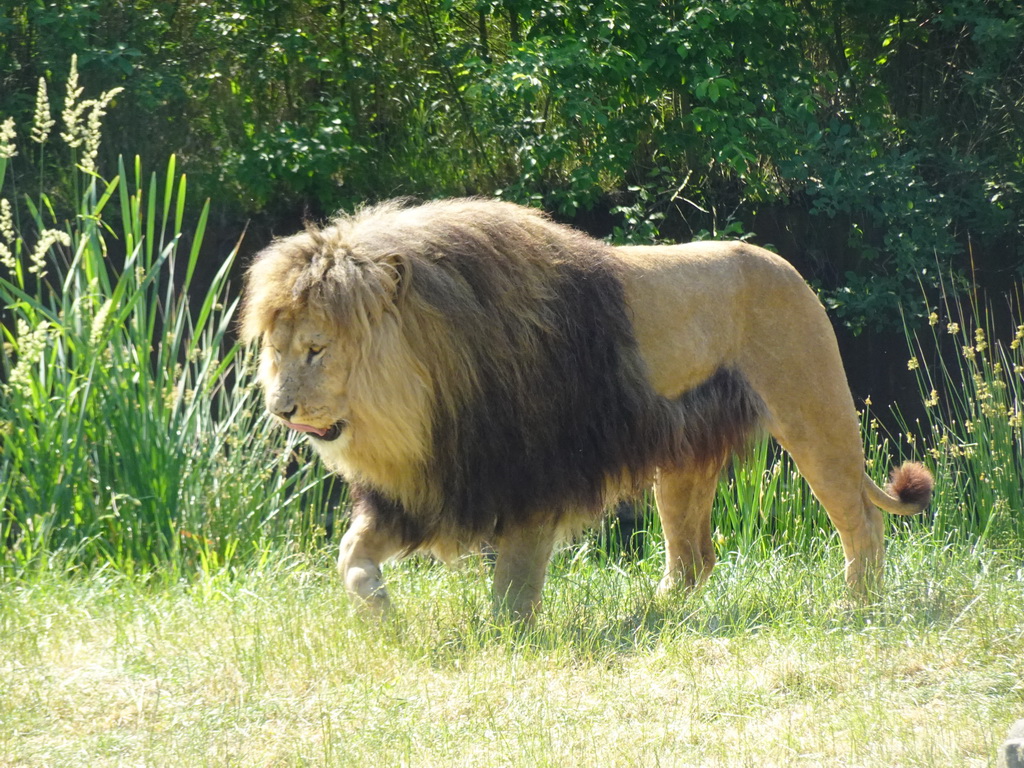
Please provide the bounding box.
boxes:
[273,405,298,421]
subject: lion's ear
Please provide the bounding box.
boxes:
[382,252,412,305]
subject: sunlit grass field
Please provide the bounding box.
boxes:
[2,538,1022,767]
[1,60,1022,768]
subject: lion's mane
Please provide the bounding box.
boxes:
[242,199,764,552]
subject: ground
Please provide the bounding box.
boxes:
[1,537,1021,767]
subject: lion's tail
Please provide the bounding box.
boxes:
[865,461,934,516]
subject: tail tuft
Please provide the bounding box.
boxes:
[886,461,934,511]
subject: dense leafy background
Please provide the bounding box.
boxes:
[3,0,1022,334]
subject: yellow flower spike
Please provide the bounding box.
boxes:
[0,117,17,159]
[30,77,55,144]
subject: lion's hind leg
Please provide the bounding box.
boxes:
[739,307,888,596]
[654,460,726,595]
[770,421,886,596]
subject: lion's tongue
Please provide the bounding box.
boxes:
[283,420,329,437]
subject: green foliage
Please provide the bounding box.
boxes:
[0,86,333,577]
[3,1,1022,330]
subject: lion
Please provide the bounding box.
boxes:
[240,197,933,620]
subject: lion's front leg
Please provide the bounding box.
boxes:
[337,509,401,616]
[493,521,556,622]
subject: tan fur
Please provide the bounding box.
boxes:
[613,242,933,594]
[241,199,933,619]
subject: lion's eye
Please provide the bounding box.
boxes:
[307,346,325,363]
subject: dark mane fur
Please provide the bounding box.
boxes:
[330,200,765,551]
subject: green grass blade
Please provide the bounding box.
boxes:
[183,196,208,293]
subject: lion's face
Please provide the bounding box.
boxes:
[252,291,437,487]
[258,311,353,447]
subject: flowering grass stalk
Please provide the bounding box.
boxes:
[899,292,1024,544]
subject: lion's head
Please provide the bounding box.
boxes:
[240,211,442,492]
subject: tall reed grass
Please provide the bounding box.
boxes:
[0,68,337,578]
[900,291,1024,544]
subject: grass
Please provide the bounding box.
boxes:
[900,291,1024,544]
[2,537,1022,767]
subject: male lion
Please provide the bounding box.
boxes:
[241,198,932,620]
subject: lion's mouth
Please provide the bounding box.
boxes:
[282,419,346,442]
[314,421,346,442]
